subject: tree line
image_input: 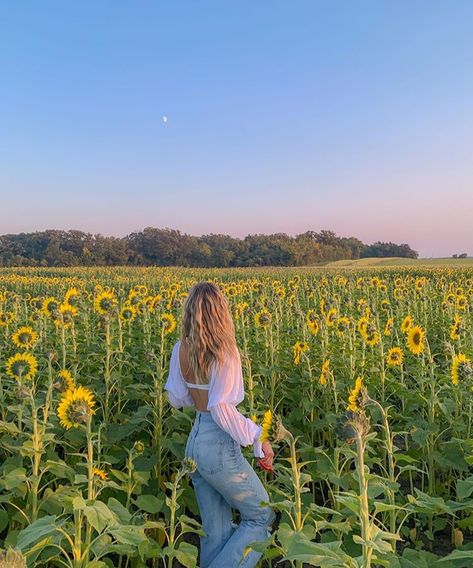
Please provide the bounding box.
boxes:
[0,228,418,267]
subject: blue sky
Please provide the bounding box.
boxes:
[1,1,472,257]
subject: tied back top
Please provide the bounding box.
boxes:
[164,340,264,458]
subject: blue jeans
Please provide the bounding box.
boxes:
[185,411,275,568]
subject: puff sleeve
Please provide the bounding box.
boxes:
[164,342,194,409]
[207,349,264,458]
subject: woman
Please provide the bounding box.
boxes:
[164,281,276,568]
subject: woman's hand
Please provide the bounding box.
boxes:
[258,440,275,473]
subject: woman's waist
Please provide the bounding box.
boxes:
[190,410,229,436]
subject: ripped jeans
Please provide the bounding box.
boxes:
[185,411,275,568]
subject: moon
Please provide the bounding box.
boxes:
[162,115,168,124]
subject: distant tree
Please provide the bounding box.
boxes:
[0,227,420,267]
[363,241,418,259]
[458,253,468,258]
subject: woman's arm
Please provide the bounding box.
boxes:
[164,341,194,409]
[207,349,264,458]
[210,404,264,458]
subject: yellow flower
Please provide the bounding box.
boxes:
[0,311,15,326]
[54,369,75,391]
[254,309,271,329]
[55,303,78,328]
[361,321,380,346]
[293,341,309,365]
[325,308,338,327]
[120,304,138,322]
[65,287,80,305]
[357,316,369,335]
[456,295,468,311]
[407,325,425,355]
[92,467,108,481]
[259,410,273,443]
[384,317,394,336]
[234,302,249,320]
[57,386,96,429]
[320,359,330,386]
[161,313,177,335]
[42,297,59,318]
[347,377,364,413]
[306,310,319,335]
[387,347,404,367]
[11,326,39,350]
[450,315,462,341]
[451,353,472,385]
[6,352,38,381]
[94,290,118,315]
[401,315,413,334]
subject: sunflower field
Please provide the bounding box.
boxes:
[0,265,472,568]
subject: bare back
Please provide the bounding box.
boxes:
[178,342,210,412]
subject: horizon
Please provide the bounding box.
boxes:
[1,2,473,257]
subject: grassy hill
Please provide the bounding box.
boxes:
[325,257,473,267]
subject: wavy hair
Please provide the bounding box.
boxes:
[180,281,238,384]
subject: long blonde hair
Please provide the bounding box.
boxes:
[180,282,238,384]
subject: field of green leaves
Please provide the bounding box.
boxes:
[0,265,472,568]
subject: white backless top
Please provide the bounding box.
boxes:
[164,340,264,458]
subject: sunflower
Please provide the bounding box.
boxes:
[6,352,38,381]
[54,369,75,391]
[387,347,404,367]
[57,386,96,429]
[42,297,59,318]
[226,285,238,298]
[451,353,472,385]
[347,377,364,413]
[64,287,80,305]
[381,299,391,311]
[11,326,39,350]
[147,294,161,312]
[415,278,425,292]
[161,313,177,335]
[364,329,380,347]
[401,316,413,334]
[92,467,108,481]
[445,292,456,305]
[456,295,468,311]
[336,317,351,337]
[325,308,338,327]
[450,315,462,341]
[320,359,330,386]
[357,316,369,335]
[254,309,271,328]
[120,304,138,323]
[30,297,43,310]
[94,290,118,315]
[306,310,319,335]
[234,302,249,320]
[275,287,286,299]
[55,303,79,328]
[259,410,273,443]
[0,311,15,326]
[407,325,426,355]
[292,341,309,365]
[384,317,394,336]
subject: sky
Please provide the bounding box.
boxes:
[1,1,472,257]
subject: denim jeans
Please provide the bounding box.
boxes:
[184,411,275,568]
